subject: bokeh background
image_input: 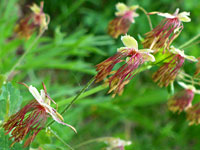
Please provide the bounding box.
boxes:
[0,0,200,149]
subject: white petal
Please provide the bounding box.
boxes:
[157,12,175,18]
[178,81,188,89]
[40,89,46,100]
[178,12,191,22]
[141,53,155,62]
[185,55,198,62]
[29,85,44,104]
[170,46,184,56]
[44,104,77,133]
[148,11,175,18]
[121,35,138,49]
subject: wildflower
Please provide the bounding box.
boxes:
[167,82,198,113]
[152,46,197,87]
[108,3,139,38]
[186,102,200,125]
[15,1,49,39]
[142,8,191,51]
[103,137,132,150]
[3,83,76,147]
[95,35,155,97]
[14,17,36,39]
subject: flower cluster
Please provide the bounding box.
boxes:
[168,82,200,125]
[108,3,139,38]
[3,83,76,147]
[15,1,49,39]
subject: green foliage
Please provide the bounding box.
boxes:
[0,0,200,150]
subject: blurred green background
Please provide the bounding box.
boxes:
[0,0,200,149]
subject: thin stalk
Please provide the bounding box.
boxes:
[49,128,74,150]
[6,30,45,81]
[61,77,95,115]
[74,137,113,149]
[179,33,200,49]
[153,54,173,65]
[47,77,95,127]
[138,6,153,30]
[57,84,107,106]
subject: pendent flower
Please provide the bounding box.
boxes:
[142,8,191,51]
[3,82,76,147]
[186,102,200,125]
[168,82,200,113]
[95,35,155,97]
[152,46,197,87]
[108,3,139,38]
[15,1,49,39]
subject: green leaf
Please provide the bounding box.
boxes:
[0,83,22,121]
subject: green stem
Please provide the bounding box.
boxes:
[179,33,200,49]
[57,84,107,106]
[138,7,153,30]
[153,54,173,65]
[74,137,114,149]
[47,76,95,127]
[49,128,74,150]
[61,77,95,115]
[6,30,45,81]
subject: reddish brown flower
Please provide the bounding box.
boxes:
[96,35,155,97]
[142,9,190,51]
[168,89,194,113]
[3,101,47,147]
[15,1,49,39]
[3,83,76,147]
[152,46,197,87]
[108,3,138,38]
[186,102,200,125]
[14,17,36,39]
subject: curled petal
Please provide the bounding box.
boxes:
[177,12,191,22]
[121,35,138,49]
[184,55,197,62]
[44,104,77,133]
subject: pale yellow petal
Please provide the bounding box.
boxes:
[121,35,138,49]
[178,12,191,22]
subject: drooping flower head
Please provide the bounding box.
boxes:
[142,8,191,51]
[168,82,200,113]
[95,35,155,97]
[186,102,200,125]
[3,82,76,147]
[153,46,197,87]
[108,3,139,38]
[15,1,49,39]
